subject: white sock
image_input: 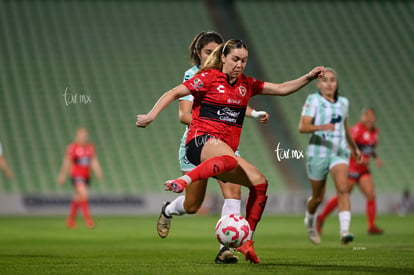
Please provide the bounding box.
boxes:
[219,199,241,249]
[221,199,241,217]
[338,210,351,234]
[305,211,315,228]
[164,196,187,217]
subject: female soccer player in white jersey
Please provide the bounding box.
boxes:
[137,39,325,263]
[299,67,361,245]
[158,32,269,264]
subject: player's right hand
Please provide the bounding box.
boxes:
[320,123,335,131]
[136,114,153,128]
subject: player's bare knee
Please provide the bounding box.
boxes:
[222,155,238,170]
[250,172,267,186]
[336,187,349,196]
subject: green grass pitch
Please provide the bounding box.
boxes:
[0,214,413,274]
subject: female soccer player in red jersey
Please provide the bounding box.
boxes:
[58,128,103,228]
[137,39,324,263]
[317,108,383,235]
[164,31,269,264]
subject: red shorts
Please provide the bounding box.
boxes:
[71,176,90,186]
[348,169,370,183]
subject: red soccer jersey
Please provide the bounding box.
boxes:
[349,122,378,172]
[182,69,264,151]
[67,143,95,178]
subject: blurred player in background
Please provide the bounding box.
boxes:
[317,107,384,234]
[0,142,14,179]
[137,39,325,263]
[159,31,269,264]
[299,67,361,245]
[58,128,103,228]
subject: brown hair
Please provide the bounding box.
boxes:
[189,31,223,66]
[199,39,248,73]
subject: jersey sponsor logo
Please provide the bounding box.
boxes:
[217,107,241,123]
[199,101,246,127]
[191,78,204,91]
[239,85,247,96]
[330,114,342,124]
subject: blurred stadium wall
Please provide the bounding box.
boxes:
[0,0,413,215]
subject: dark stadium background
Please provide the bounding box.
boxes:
[0,0,413,215]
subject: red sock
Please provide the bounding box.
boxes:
[79,200,92,221]
[186,155,237,182]
[246,182,268,231]
[318,196,338,222]
[68,200,79,221]
[367,199,376,229]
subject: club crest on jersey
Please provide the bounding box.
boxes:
[239,85,247,96]
[191,78,204,91]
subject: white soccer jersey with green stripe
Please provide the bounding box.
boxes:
[301,92,350,157]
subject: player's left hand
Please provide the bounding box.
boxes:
[259,112,269,123]
[354,148,363,164]
[251,110,269,123]
[136,114,154,128]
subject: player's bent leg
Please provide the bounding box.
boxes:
[214,181,241,264]
[183,179,208,214]
[359,174,384,234]
[305,180,326,244]
[217,158,266,264]
[75,182,94,228]
[331,163,354,244]
[164,155,238,193]
[158,179,208,238]
[317,196,338,234]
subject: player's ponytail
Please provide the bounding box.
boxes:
[199,44,225,72]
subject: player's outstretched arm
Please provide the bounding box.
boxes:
[261,66,325,96]
[136,84,190,128]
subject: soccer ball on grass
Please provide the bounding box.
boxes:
[215,214,251,248]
